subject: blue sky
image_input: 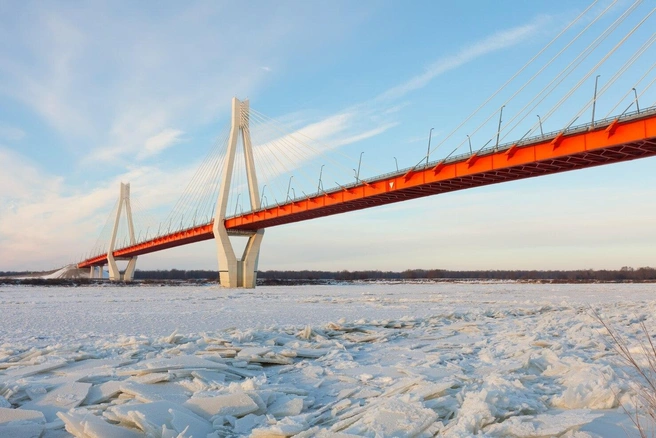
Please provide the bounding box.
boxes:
[1,0,655,272]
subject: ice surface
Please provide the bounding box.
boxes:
[0,406,45,438]
[107,400,209,435]
[267,394,304,418]
[21,382,91,422]
[1,282,655,436]
[184,392,259,418]
[119,382,191,404]
[82,381,123,405]
[4,359,68,378]
[58,409,144,438]
[0,406,46,423]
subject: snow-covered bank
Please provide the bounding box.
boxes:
[0,283,653,437]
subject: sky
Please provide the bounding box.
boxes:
[1,0,655,273]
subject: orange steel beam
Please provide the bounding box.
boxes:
[78,111,656,269]
[224,112,656,231]
[78,223,215,268]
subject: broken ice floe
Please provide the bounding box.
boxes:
[0,295,648,437]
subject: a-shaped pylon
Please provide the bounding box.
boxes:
[213,98,264,288]
[107,182,137,281]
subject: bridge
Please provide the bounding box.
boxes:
[77,3,656,287]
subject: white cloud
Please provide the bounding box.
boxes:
[0,2,347,166]
[376,16,550,102]
[0,147,206,270]
[0,124,26,141]
[139,128,184,159]
[333,123,398,147]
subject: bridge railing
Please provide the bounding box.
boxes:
[446,105,656,164]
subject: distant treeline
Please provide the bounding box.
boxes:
[123,266,656,282]
[3,266,656,283]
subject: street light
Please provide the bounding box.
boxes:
[356,152,364,182]
[537,115,543,137]
[466,135,472,154]
[393,157,398,171]
[260,185,267,208]
[495,105,505,151]
[233,194,240,217]
[426,128,434,167]
[286,176,293,202]
[632,88,640,114]
[591,74,600,126]
[317,165,325,193]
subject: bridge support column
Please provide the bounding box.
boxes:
[107,182,138,282]
[213,98,264,288]
[89,266,102,279]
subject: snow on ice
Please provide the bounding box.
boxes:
[0,282,654,437]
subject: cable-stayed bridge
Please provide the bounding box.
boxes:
[77,1,656,287]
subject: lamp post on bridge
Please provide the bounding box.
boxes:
[233,194,240,217]
[495,105,504,151]
[467,135,472,154]
[356,152,364,182]
[318,165,324,193]
[426,128,434,167]
[592,74,600,126]
[632,88,640,114]
[394,157,398,171]
[537,115,543,138]
[286,176,294,203]
[260,185,267,208]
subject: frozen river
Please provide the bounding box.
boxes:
[1,282,655,437]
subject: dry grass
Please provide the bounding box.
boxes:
[593,309,656,437]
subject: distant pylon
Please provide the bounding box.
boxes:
[213,98,264,288]
[107,182,137,281]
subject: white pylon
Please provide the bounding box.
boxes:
[89,266,102,279]
[213,98,264,288]
[107,182,138,282]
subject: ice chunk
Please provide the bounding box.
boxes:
[107,400,207,434]
[0,407,46,438]
[54,358,134,380]
[169,406,214,438]
[233,413,266,435]
[0,396,11,408]
[268,395,304,418]
[191,370,226,386]
[59,409,144,438]
[251,415,311,437]
[552,365,621,409]
[118,355,228,376]
[0,422,44,438]
[341,396,437,437]
[484,410,603,436]
[237,347,271,359]
[128,372,170,384]
[296,429,361,438]
[184,393,259,419]
[119,382,190,405]
[82,381,123,405]
[21,382,91,422]
[294,349,330,358]
[4,359,68,378]
[0,407,46,423]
